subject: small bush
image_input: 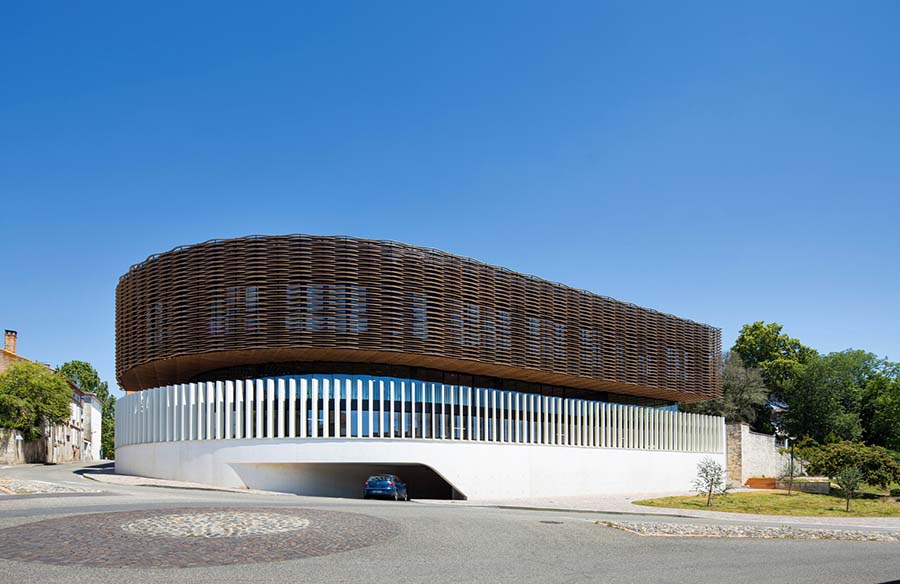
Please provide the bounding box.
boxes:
[804,441,900,489]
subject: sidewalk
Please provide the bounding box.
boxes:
[423,492,900,530]
[82,471,290,496]
[0,477,102,495]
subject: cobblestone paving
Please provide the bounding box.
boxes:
[120,511,311,538]
[602,521,900,542]
[0,478,102,495]
[0,507,400,568]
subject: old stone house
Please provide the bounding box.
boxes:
[0,330,102,464]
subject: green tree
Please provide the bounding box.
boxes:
[732,321,816,393]
[822,350,891,440]
[58,361,101,397]
[59,360,116,459]
[731,322,815,433]
[781,355,862,442]
[683,352,768,424]
[870,376,900,451]
[0,361,72,440]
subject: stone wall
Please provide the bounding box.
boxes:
[0,429,47,464]
[0,426,90,465]
[0,429,23,465]
[726,423,789,485]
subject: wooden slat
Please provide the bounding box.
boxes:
[116,235,722,402]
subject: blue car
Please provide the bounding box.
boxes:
[363,474,409,501]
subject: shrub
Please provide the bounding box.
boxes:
[804,441,900,490]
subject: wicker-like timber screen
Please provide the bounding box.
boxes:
[116,235,722,402]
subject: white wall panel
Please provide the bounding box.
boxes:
[225,381,233,439]
[119,377,725,463]
[320,378,331,438]
[118,439,727,501]
[276,379,285,439]
[235,380,244,439]
[310,378,318,439]
[288,379,296,438]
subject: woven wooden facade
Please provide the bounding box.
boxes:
[116,235,722,402]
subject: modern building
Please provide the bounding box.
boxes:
[115,235,725,499]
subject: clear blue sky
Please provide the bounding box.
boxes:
[2,2,898,395]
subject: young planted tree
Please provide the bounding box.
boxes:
[778,458,804,496]
[692,458,730,507]
[833,466,863,512]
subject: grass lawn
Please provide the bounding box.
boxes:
[859,482,900,496]
[633,490,900,517]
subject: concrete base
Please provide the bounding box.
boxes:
[776,479,831,494]
[116,438,725,500]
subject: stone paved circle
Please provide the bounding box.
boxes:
[120,511,311,538]
[0,507,400,568]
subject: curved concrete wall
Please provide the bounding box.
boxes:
[116,438,725,500]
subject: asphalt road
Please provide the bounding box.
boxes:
[1,463,899,584]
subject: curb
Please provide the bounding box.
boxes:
[465,503,695,519]
[80,472,289,496]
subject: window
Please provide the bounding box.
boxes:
[210,286,262,335]
[462,304,480,347]
[284,283,368,333]
[549,322,566,361]
[411,292,428,339]
[285,284,304,331]
[666,347,679,379]
[580,329,602,370]
[209,296,225,336]
[448,301,464,345]
[246,287,260,333]
[496,311,511,351]
[225,287,242,334]
[482,310,496,351]
[147,301,163,344]
[308,284,328,332]
[334,285,367,333]
[527,318,541,358]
